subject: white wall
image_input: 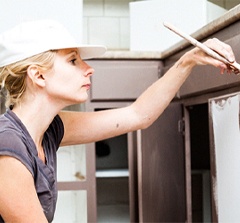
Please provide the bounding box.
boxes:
[1,0,240,51]
[0,0,83,41]
[129,0,227,52]
[82,0,240,50]
[83,0,131,50]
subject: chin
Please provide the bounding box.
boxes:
[76,95,89,103]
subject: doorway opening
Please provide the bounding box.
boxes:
[94,108,130,223]
[188,103,212,222]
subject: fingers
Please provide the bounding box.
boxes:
[198,38,239,74]
[205,38,235,63]
[183,37,237,74]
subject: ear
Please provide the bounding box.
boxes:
[27,65,46,87]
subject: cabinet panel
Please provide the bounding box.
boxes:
[87,60,162,101]
[138,102,186,222]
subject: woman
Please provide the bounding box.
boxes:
[0,19,236,222]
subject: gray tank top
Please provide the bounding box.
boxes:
[0,109,64,222]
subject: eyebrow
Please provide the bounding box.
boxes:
[58,49,78,57]
[61,49,82,59]
[68,50,78,56]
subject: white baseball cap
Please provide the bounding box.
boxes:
[0,20,107,67]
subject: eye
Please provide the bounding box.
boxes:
[70,58,77,65]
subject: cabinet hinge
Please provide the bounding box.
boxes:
[178,118,185,135]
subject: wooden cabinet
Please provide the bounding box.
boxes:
[85,60,187,222]
[86,59,164,222]
[56,19,240,223]
[85,20,240,222]
[168,20,240,222]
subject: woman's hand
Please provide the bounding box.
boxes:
[185,38,236,74]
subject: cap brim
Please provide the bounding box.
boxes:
[53,45,107,59]
[52,44,106,60]
[77,45,107,59]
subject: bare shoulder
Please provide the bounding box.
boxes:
[0,156,47,222]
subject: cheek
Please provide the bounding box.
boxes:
[49,71,71,86]
[48,75,83,95]
[47,66,85,91]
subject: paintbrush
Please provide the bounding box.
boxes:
[163,22,240,74]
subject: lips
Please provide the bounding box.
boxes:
[83,83,91,90]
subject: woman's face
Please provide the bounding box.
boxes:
[44,48,94,106]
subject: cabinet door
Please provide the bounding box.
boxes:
[137,102,186,222]
[209,92,240,222]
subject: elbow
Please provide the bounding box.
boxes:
[138,114,156,130]
[137,107,168,130]
[131,99,170,131]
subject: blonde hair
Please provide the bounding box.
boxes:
[0,50,57,108]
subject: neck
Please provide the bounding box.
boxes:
[12,98,62,150]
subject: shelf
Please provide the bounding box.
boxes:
[96,169,129,178]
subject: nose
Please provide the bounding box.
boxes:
[83,61,94,77]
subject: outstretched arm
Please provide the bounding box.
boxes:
[60,38,235,146]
